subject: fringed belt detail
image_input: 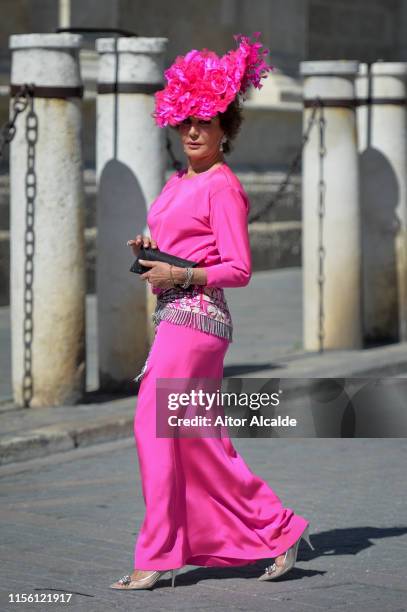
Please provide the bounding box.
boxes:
[133,284,233,384]
[152,284,233,341]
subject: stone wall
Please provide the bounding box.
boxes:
[0,1,405,77]
[308,0,402,62]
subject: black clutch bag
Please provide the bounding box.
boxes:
[130,246,199,275]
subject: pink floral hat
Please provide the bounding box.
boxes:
[153,32,274,127]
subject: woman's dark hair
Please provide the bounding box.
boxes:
[218,96,244,154]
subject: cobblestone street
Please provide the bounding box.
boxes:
[1,436,406,611]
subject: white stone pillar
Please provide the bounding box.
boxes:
[300,61,362,351]
[356,62,407,344]
[58,0,71,28]
[95,37,167,391]
[9,33,86,407]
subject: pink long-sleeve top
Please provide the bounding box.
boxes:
[147,161,252,292]
[133,163,252,382]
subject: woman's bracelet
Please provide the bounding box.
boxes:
[169,265,193,289]
[180,267,193,289]
[169,264,177,287]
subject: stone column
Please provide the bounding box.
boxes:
[9,33,86,407]
[300,61,362,351]
[96,37,167,391]
[58,0,71,28]
[356,62,407,344]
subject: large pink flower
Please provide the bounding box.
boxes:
[206,66,229,95]
[152,32,274,127]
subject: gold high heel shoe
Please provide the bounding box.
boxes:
[258,524,315,582]
[110,568,179,590]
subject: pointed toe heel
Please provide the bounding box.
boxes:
[110,567,181,590]
[258,524,315,582]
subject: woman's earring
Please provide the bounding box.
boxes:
[219,135,227,151]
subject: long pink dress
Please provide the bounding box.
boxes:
[133,162,309,570]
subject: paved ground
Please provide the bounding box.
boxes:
[1,267,407,611]
[0,437,406,612]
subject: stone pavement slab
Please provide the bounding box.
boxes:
[0,437,406,611]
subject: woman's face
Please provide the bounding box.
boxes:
[177,115,225,162]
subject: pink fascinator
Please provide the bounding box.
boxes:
[153,32,274,127]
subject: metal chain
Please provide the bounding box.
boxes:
[22,91,38,407]
[317,101,326,353]
[0,83,37,407]
[248,98,323,224]
[0,84,31,160]
[241,97,326,352]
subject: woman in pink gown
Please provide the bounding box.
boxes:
[111,33,313,591]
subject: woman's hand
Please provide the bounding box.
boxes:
[139,260,175,290]
[126,234,158,257]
